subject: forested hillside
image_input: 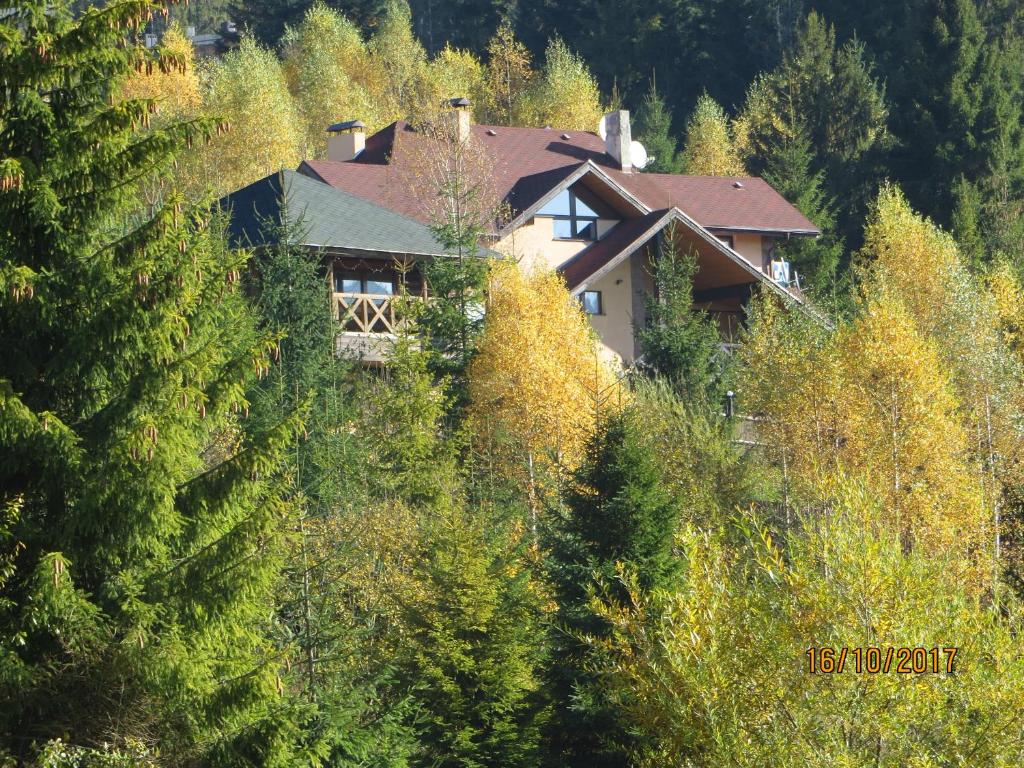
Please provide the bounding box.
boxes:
[4,0,1024,766]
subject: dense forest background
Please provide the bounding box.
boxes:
[6,0,1024,767]
[126,0,1024,293]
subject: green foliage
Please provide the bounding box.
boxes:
[281,4,374,158]
[0,0,303,763]
[637,228,724,405]
[634,79,681,173]
[360,338,546,768]
[544,408,681,768]
[761,126,843,296]
[735,11,888,249]
[191,37,301,197]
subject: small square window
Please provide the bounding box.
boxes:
[582,290,602,315]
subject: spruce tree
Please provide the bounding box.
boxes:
[634,78,681,173]
[243,209,412,765]
[0,1,302,762]
[637,226,724,405]
[360,337,546,768]
[761,126,843,295]
[544,409,681,768]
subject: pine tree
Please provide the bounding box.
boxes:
[634,78,681,173]
[733,11,888,249]
[951,174,986,271]
[679,94,745,176]
[242,208,412,765]
[544,409,681,768]
[637,227,724,405]
[0,0,303,762]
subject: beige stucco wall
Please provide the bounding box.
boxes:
[731,233,764,270]
[494,216,619,271]
[586,257,638,365]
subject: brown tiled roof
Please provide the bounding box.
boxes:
[301,121,819,235]
[560,210,670,290]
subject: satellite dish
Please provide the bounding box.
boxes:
[630,140,650,169]
[597,114,608,141]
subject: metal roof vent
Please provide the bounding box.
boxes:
[560,133,571,140]
[486,129,497,136]
[732,181,745,189]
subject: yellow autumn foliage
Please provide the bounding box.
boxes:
[191,38,301,197]
[118,23,201,120]
[859,186,1024,535]
[528,38,604,131]
[836,295,987,561]
[467,262,624,489]
[680,94,746,176]
[740,290,989,576]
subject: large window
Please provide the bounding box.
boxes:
[538,187,608,241]
[334,270,395,297]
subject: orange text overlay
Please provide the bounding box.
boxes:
[806,646,958,674]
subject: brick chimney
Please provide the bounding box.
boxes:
[445,97,472,143]
[603,110,632,172]
[326,120,365,161]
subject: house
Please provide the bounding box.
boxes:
[224,100,820,366]
[220,168,470,362]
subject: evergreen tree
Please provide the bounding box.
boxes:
[761,125,843,294]
[0,0,303,762]
[243,209,413,765]
[734,11,888,250]
[634,78,681,173]
[359,337,546,768]
[951,174,986,271]
[544,409,681,768]
[637,227,724,405]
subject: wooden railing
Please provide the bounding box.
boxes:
[335,292,418,334]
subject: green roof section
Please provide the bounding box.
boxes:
[218,169,456,257]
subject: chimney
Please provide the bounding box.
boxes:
[445,97,472,143]
[603,110,632,172]
[326,120,365,162]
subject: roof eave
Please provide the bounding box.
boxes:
[498,160,651,238]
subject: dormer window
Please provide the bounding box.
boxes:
[538,187,610,241]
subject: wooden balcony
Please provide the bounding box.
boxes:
[335,292,404,334]
[334,292,421,362]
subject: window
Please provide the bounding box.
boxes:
[334,270,395,296]
[581,290,603,315]
[539,188,604,241]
